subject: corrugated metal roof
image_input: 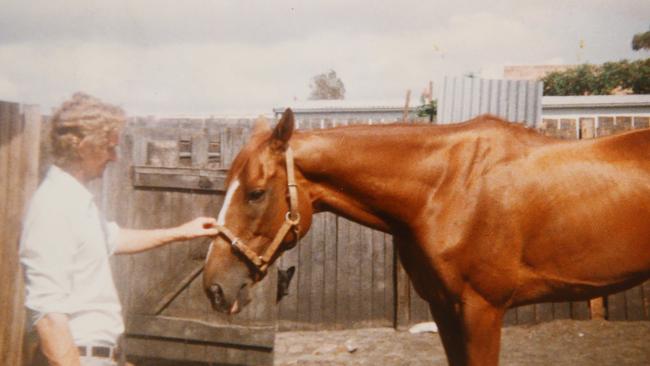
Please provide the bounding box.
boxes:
[542,95,650,108]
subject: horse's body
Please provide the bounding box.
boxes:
[203,111,650,365]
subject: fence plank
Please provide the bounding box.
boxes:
[503,308,517,326]
[322,213,338,326]
[384,234,395,324]
[348,222,363,325]
[371,230,386,323]
[517,304,536,324]
[571,301,591,320]
[0,102,12,364]
[641,281,650,320]
[535,303,554,323]
[297,221,312,324]
[336,217,351,326]
[1,102,26,366]
[625,286,645,321]
[553,302,571,320]
[309,213,326,325]
[359,226,374,325]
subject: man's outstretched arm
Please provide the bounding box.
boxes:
[114,217,219,254]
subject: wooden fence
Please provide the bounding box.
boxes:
[102,118,277,365]
[276,119,397,330]
[0,101,41,366]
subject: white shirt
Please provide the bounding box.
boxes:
[20,165,124,346]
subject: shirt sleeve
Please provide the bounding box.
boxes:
[104,220,121,256]
[19,203,77,325]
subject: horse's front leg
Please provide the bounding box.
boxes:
[429,287,504,366]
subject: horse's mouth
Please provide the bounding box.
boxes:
[208,283,251,314]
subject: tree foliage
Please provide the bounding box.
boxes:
[632,29,650,51]
[308,70,346,100]
[416,100,437,122]
[541,58,650,95]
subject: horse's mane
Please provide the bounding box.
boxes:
[226,115,561,185]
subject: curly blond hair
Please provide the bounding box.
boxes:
[50,92,125,167]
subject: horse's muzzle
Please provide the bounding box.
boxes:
[206,282,248,314]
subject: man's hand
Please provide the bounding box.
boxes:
[175,216,220,240]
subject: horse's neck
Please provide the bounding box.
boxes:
[292,125,446,231]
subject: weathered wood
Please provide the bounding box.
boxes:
[607,292,627,320]
[571,301,590,320]
[384,234,395,324]
[394,237,411,329]
[347,221,362,325]
[553,302,572,320]
[0,104,37,366]
[133,260,204,315]
[410,283,432,324]
[503,309,517,326]
[297,216,312,324]
[360,226,374,324]
[642,280,650,320]
[371,230,386,323]
[322,212,338,326]
[126,315,274,349]
[127,337,272,366]
[0,101,13,365]
[535,303,555,323]
[624,286,645,321]
[336,216,351,326]
[309,213,325,325]
[1,102,29,366]
[517,305,536,324]
[589,298,606,320]
[111,123,271,365]
[132,165,227,192]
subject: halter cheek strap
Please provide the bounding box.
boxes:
[214,147,301,277]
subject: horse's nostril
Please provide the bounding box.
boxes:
[209,284,225,305]
[210,284,221,295]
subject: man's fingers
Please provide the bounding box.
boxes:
[195,217,217,228]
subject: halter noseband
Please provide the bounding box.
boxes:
[213,147,301,278]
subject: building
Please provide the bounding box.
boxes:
[273,99,423,123]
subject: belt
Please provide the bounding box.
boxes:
[77,345,117,359]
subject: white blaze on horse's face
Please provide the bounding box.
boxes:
[217,179,240,226]
[206,179,240,262]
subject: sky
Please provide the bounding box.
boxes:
[0,0,649,117]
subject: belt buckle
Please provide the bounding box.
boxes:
[78,345,113,359]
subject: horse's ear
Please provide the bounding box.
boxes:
[252,115,271,137]
[271,108,294,151]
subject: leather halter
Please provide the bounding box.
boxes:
[213,147,301,277]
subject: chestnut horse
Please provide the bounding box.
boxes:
[203,109,650,365]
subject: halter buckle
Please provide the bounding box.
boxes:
[285,211,301,225]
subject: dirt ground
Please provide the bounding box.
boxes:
[274,320,650,365]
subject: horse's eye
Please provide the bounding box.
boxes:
[247,189,266,203]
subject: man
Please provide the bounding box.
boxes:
[19,92,220,366]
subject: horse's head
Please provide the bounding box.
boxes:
[203,109,313,314]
